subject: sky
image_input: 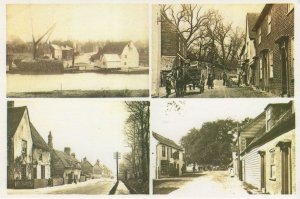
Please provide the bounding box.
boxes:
[14,99,131,175]
[6,4,148,42]
[152,99,292,144]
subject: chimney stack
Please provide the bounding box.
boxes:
[64,147,71,156]
[71,153,76,158]
[48,131,53,149]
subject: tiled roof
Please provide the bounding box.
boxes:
[7,106,27,139]
[53,150,81,169]
[101,41,129,55]
[30,122,50,151]
[153,132,183,151]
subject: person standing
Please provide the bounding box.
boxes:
[207,73,213,89]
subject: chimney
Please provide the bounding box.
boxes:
[71,153,75,158]
[48,131,53,149]
[64,147,71,156]
[96,159,100,164]
[7,101,14,108]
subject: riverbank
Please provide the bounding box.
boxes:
[7,89,149,98]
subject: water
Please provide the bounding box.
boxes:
[7,73,149,93]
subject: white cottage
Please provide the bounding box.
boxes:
[96,41,139,68]
[152,132,185,179]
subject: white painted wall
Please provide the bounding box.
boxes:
[121,42,139,68]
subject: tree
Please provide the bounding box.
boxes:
[180,119,240,166]
[122,101,150,185]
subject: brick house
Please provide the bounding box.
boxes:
[152,132,185,179]
[152,5,187,95]
[7,102,51,189]
[239,13,259,86]
[237,101,295,194]
[253,4,294,96]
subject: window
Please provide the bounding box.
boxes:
[269,51,273,78]
[124,62,127,66]
[258,27,262,44]
[41,165,45,179]
[259,58,263,79]
[162,145,166,157]
[21,140,27,156]
[267,14,272,34]
[291,37,294,79]
[270,149,276,180]
[39,153,43,161]
[266,108,273,131]
[21,165,26,180]
[170,148,173,158]
[287,4,294,13]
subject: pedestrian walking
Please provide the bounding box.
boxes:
[222,72,227,86]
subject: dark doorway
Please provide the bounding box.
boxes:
[280,45,288,96]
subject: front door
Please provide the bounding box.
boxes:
[263,52,269,90]
[281,147,290,194]
[280,43,289,96]
[21,165,26,180]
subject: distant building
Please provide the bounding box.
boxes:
[92,160,103,179]
[50,44,62,60]
[47,133,81,184]
[95,41,139,68]
[7,103,51,189]
[233,101,295,194]
[61,45,73,60]
[152,132,185,179]
[81,157,93,178]
[253,4,294,96]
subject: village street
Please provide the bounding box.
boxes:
[154,171,250,196]
[8,178,129,195]
[161,80,275,98]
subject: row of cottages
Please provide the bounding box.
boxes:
[81,158,108,179]
[95,41,139,69]
[233,101,295,194]
[152,5,187,96]
[240,4,294,96]
[7,102,51,189]
[152,132,185,179]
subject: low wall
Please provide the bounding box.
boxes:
[49,178,64,187]
[14,179,49,189]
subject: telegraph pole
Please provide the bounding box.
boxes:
[113,152,121,181]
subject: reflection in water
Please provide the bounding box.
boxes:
[7,73,149,92]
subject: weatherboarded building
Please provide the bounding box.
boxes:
[238,101,295,194]
[152,132,185,179]
[253,4,294,96]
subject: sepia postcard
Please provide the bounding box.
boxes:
[152,3,295,98]
[6,4,149,98]
[151,99,295,195]
[7,100,150,194]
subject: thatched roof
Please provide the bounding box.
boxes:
[30,122,50,151]
[53,150,81,169]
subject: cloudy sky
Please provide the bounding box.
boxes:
[14,99,132,175]
[152,99,292,144]
[7,4,148,42]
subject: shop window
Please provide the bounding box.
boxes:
[269,51,273,78]
[270,149,276,180]
[21,140,27,156]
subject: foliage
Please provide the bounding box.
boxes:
[161,4,245,70]
[180,118,251,166]
[120,101,150,193]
